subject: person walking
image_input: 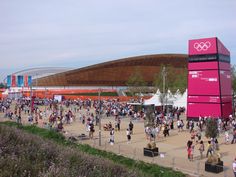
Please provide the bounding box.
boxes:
[89,123,95,139]
[109,128,115,145]
[225,131,230,144]
[117,116,121,131]
[129,121,134,134]
[190,143,195,161]
[206,141,213,157]
[233,157,236,177]
[198,141,205,159]
[190,130,196,142]
[196,130,201,143]
[163,124,170,137]
[180,119,184,131]
[126,128,131,143]
[187,140,193,161]
[231,129,236,144]
[177,119,181,132]
[190,121,194,133]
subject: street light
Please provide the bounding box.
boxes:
[44,88,47,117]
[98,88,102,146]
[162,67,167,113]
[30,85,34,121]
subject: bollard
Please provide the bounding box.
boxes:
[118,145,121,155]
[172,157,175,169]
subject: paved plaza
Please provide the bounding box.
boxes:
[1,104,235,177]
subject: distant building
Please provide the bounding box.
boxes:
[33,54,187,87]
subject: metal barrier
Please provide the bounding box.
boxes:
[76,137,234,177]
[1,113,234,177]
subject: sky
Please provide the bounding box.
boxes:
[0,0,236,82]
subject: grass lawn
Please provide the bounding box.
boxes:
[0,121,186,177]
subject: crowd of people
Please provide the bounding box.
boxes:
[185,116,236,163]
[1,96,236,175]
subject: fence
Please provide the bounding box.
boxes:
[75,137,234,177]
[1,112,234,177]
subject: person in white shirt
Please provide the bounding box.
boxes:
[225,132,230,144]
[233,158,236,177]
[126,128,131,143]
[109,128,115,145]
[177,119,181,132]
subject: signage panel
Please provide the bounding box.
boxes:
[189,37,230,56]
[187,102,221,118]
[222,102,232,118]
[188,95,221,103]
[187,37,232,120]
[188,70,220,95]
[189,37,217,56]
[188,61,218,70]
[221,96,232,103]
[220,70,232,95]
[219,62,230,71]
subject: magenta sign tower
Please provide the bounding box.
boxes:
[187,37,232,120]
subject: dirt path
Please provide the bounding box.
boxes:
[1,105,235,177]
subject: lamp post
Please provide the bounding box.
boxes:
[30,85,33,120]
[44,88,47,117]
[162,67,166,113]
[98,88,102,146]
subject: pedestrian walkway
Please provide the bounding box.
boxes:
[1,110,235,177]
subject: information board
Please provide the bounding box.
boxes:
[188,70,220,95]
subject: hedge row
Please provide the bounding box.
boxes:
[0,122,185,177]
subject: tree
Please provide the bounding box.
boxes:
[205,118,219,139]
[173,67,188,94]
[0,82,6,89]
[126,68,147,96]
[231,65,236,94]
[153,65,187,94]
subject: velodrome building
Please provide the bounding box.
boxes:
[32,54,187,87]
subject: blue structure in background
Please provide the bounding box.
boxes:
[17,75,24,87]
[28,76,32,86]
[7,75,11,87]
[6,75,32,87]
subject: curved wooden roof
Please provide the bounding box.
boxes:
[34,54,188,87]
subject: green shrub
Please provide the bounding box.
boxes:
[0,122,185,177]
[205,118,219,139]
[0,124,141,177]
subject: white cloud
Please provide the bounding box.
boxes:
[0,0,236,81]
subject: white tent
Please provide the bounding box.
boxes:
[2,89,9,96]
[144,89,174,106]
[166,89,176,102]
[144,93,162,106]
[174,89,182,100]
[144,89,162,106]
[173,90,187,108]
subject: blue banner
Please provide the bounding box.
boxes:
[17,75,24,87]
[28,76,32,86]
[7,75,11,87]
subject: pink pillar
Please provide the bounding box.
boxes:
[187,37,232,120]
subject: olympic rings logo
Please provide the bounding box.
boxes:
[193,41,211,51]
